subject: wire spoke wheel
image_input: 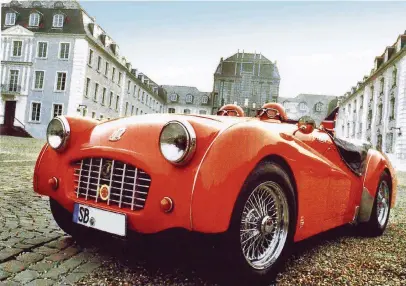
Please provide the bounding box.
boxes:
[376,180,390,227]
[240,181,289,270]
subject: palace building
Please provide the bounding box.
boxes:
[336,31,406,165]
[1,0,166,139]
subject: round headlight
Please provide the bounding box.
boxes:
[159,120,196,165]
[47,116,70,151]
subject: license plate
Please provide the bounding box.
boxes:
[73,203,126,236]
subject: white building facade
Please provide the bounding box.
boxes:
[336,32,406,167]
[1,0,166,139]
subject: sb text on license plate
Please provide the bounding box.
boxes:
[73,204,126,236]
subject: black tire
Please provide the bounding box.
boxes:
[360,172,392,237]
[223,161,297,285]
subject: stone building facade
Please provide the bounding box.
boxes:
[213,51,280,114]
[162,85,212,115]
[278,94,338,125]
[0,0,165,139]
[336,31,406,165]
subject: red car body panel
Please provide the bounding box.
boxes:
[33,114,397,242]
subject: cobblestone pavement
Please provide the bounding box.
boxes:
[0,136,405,285]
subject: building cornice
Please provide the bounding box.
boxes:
[340,46,406,104]
[1,61,33,66]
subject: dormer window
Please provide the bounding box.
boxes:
[186,94,193,103]
[5,12,16,26]
[315,102,323,112]
[29,13,40,27]
[170,93,178,102]
[201,95,209,104]
[299,102,306,111]
[52,14,64,28]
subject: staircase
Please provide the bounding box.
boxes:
[0,124,32,137]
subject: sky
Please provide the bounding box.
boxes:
[79,1,406,98]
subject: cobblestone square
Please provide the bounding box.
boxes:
[0,136,405,285]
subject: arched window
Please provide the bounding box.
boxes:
[29,13,40,26]
[185,94,193,103]
[184,109,191,114]
[53,14,64,28]
[170,93,178,102]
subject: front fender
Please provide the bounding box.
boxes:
[190,122,334,236]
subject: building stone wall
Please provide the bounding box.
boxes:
[213,51,280,111]
[336,32,406,165]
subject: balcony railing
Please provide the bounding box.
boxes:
[1,84,22,94]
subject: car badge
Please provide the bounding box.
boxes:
[98,184,110,201]
[109,127,126,141]
[101,161,112,179]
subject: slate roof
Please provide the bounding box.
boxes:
[162,85,213,106]
[1,1,85,34]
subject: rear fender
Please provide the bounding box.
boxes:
[359,149,397,222]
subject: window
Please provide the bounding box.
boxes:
[127,80,131,91]
[315,102,322,112]
[52,104,63,118]
[131,105,134,115]
[378,103,383,124]
[133,84,137,96]
[299,102,306,111]
[380,78,385,94]
[12,41,22,57]
[142,92,145,102]
[93,83,99,102]
[84,78,90,97]
[82,108,87,117]
[105,62,109,76]
[9,70,19,92]
[31,102,41,122]
[99,114,104,120]
[59,43,70,59]
[29,13,40,27]
[125,102,129,115]
[360,95,364,109]
[101,87,106,105]
[186,94,193,103]
[115,95,120,111]
[199,110,207,115]
[5,12,16,26]
[201,95,209,104]
[168,108,175,114]
[55,72,67,91]
[34,71,44,90]
[112,67,116,82]
[170,93,178,102]
[91,111,96,119]
[390,95,396,120]
[118,72,122,85]
[367,110,372,130]
[392,68,397,87]
[88,49,93,66]
[353,100,357,114]
[136,108,139,115]
[37,42,47,58]
[184,109,191,114]
[52,14,64,28]
[109,92,113,108]
[97,56,101,71]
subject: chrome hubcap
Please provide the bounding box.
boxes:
[377,180,390,227]
[240,181,289,270]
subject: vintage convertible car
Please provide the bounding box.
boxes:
[33,102,397,284]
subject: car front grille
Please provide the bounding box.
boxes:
[73,158,151,210]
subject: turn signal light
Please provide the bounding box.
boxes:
[160,197,174,213]
[48,177,59,190]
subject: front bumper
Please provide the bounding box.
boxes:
[34,145,197,234]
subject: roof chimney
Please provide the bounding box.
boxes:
[242,49,244,58]
[237,49,239,58]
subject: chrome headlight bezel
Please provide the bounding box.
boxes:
[159,120,196,165]
[46,116,70,151]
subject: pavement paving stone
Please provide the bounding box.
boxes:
[41,266,69,280]
[72,260,102,274]
[0,281,20,286]
[12,269,39,284]
[23,237,54,246]
[62,272,88,284]
[28,261,57,273]
[0,248,23,263]
[0,260,26,274]
[24,278,55,286]
[58,253,89,272]
[32,246,59,256]
[16,252,44,264]
[44,237,74,250]
[0,270,11,281]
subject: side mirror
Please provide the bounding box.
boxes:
[295,116,316,135]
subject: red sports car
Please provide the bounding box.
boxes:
[33,103,397,284]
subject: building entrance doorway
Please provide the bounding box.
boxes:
[4,101,16,126]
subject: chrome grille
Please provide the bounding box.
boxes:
[73,158,151,210]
